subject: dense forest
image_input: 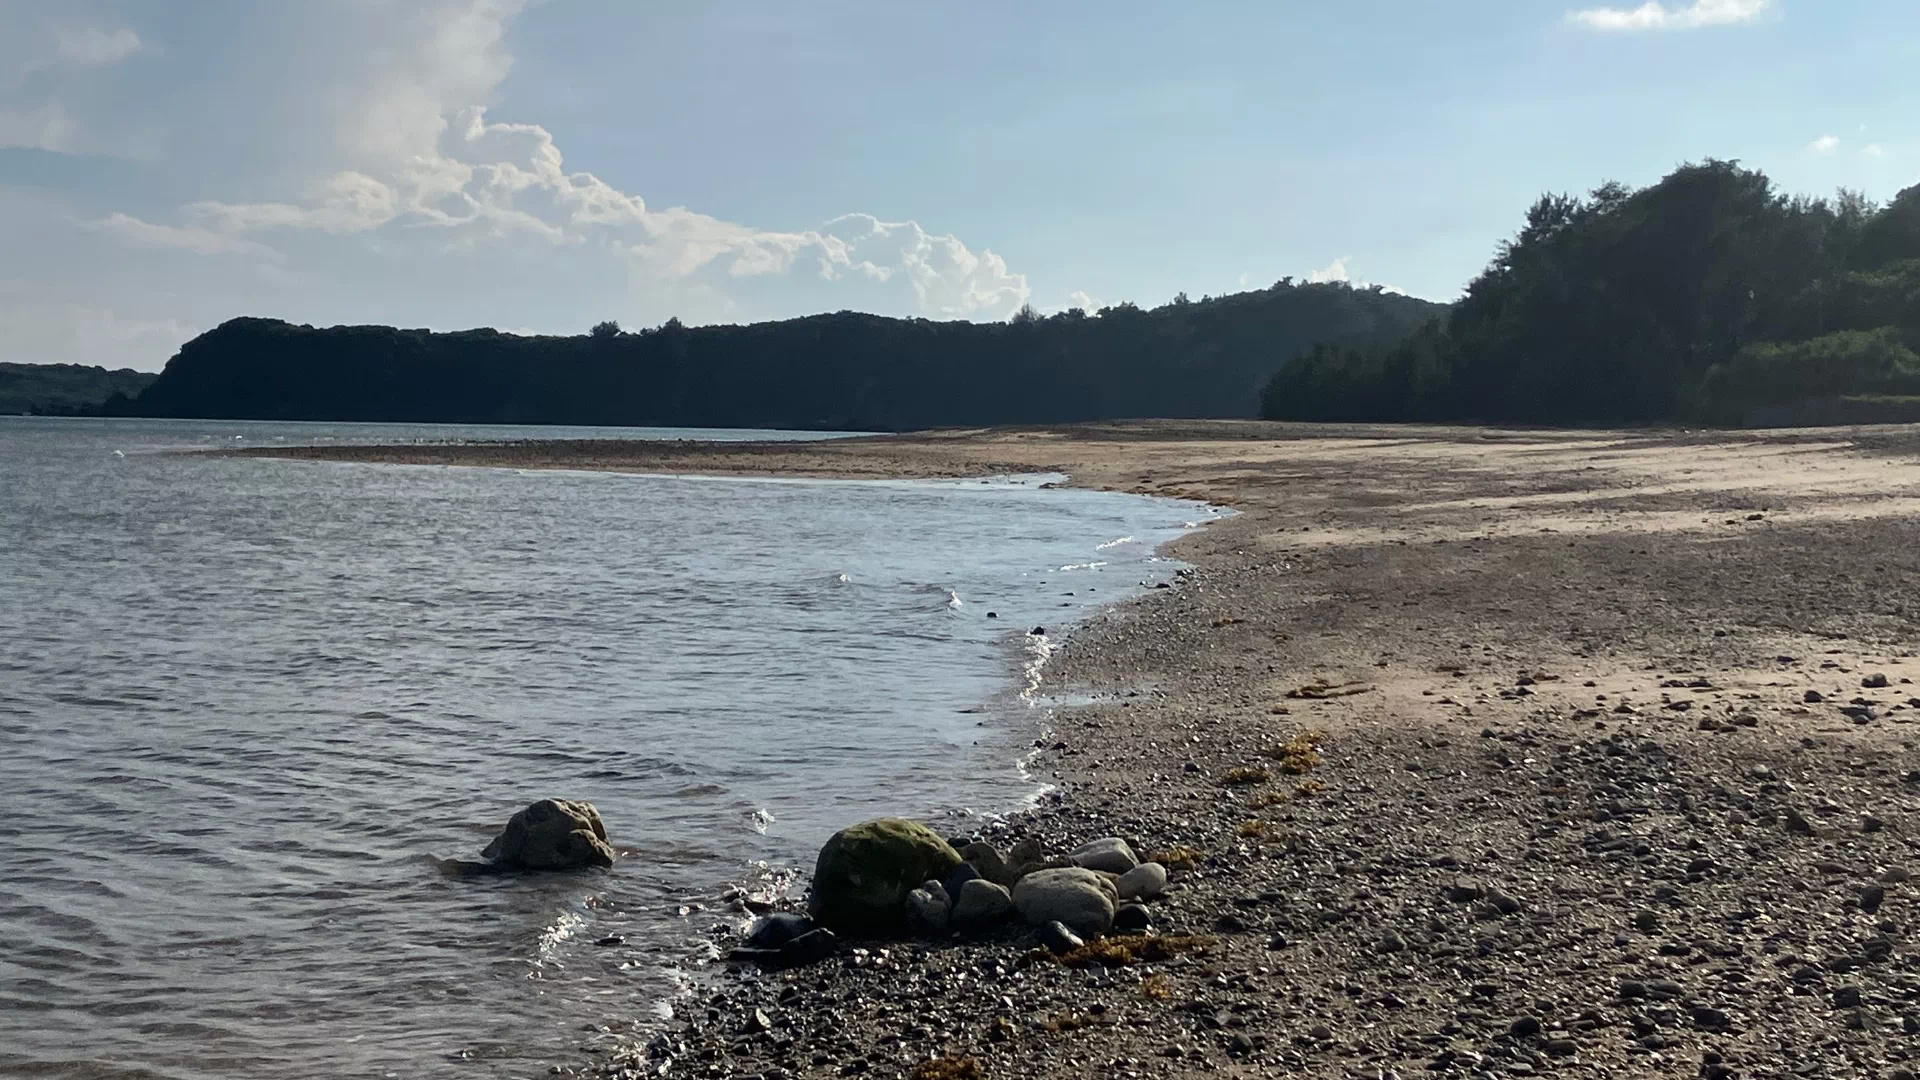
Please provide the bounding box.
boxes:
[104,283,1438,430]
[0,363,156,416]
[1263,162,1920,426]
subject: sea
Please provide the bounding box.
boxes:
[0,417,1212,1079]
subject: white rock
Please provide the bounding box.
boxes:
[1116,861,1168,901]
[1012,867,1116,937]
[1068,836,1139,874]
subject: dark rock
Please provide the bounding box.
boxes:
[1509,1016,1542,1038]
[1691,1005,1732,1030]
[1862,885,1887,914]
[1039,920,1083,955]
[747,913,817,950]
[1865,673,1891,688]
[1113,902,1153,933]
[1835,986,1863,1007]
[1784,809,1815,836]
[480,799,616,871]
[1804,690,1825,703]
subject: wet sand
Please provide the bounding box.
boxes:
[245,421,1920,1078]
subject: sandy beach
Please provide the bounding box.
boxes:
[245,421,1920,1078]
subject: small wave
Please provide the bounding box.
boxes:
[946,590,963,608]
[833,572,851,585]
[1058,561,1107,571]
[746,807,775,834]
[1095,536,1133,550]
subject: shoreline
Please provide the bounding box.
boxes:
[240,420,1920,1079]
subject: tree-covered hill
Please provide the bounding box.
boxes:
[0,363,156,416]
[109,283,1442,430]
[1263,162,1920,426]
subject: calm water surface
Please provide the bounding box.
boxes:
[0,418,1210,1079]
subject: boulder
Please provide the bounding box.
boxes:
[907,880,952,936]
[808,818,963,936]
[952,878,1014,925]
[481,799,615,871]
[1069,837,1139,875]
[960,841,1018,888]
[1012,866,1117,937]
[1116,861,1168,901]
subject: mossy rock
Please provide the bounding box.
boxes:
[808,818,963,936]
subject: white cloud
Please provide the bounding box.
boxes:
[86,213,282,260]
[1568,0,1771,31]
[54,26,143,69]
[169,0,1030,320]
[1067,290,1098,313]
[1309,256,1352,284]
[0,100,80,153]
[1807,134,1840,155]
[1864,143,1886,158]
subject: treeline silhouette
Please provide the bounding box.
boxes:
[1263,161,1920,426]
[106,283,1440,430]
[2,362,155,416]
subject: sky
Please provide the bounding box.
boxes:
[0,0,1914,372]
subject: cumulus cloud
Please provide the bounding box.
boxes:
[1067,290,1098,313]
[1568,0,1771,31]
[168,0,1030,319]
[1807,133,1840,155]
[1309,256,1352,284]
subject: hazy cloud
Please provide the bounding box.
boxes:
[53,26,143,69]
[1864,143,1886,158]
[87,212,283,260]
[1569,0,1771,31]
[1807,133,1840,155]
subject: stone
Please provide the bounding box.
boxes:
[1804,690,1825,703]
[942,860,981,900]
[1784,808,1815,836]
[906,880,951,936]
[1068,836,1139,874]
[951,878,1014,925]
[1116,861,1168,901]
[1865,673,1891,689]
[1862,885,1887,914]
[1835,986,1863,1007]
[1039,920,1083,955]
[1509,1016,1542,1038]
[746,912,817,950]
[1113,903,1152,933]
[960,841,1017,888]
[1012,866,1118,937]
[480,799,615,871]
[807,818,963,936]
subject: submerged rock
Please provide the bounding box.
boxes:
[480,799,615,871]
[808,818,963,936]
[1012,866,1117,937]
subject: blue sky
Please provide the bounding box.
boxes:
[0,0,1913,370]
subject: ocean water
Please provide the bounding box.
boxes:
[0,417,1210,1079]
